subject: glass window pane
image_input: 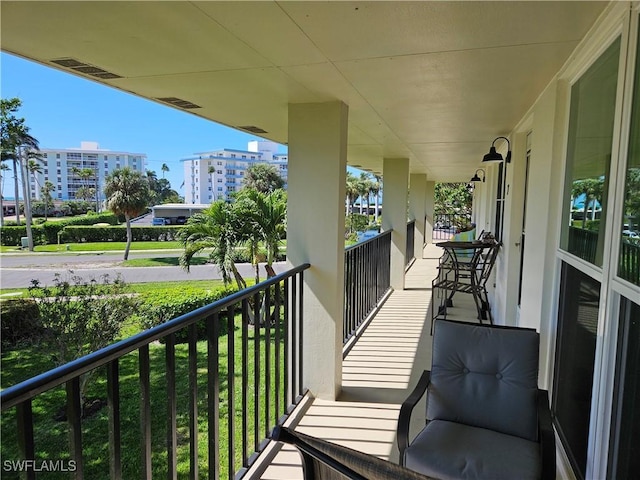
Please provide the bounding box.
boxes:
[608,298,640,479]
[561,39,621,267]
[619,32,640,286]
[553,262,600,480]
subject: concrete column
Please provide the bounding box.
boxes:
[382,158,409,290]
[287,101,348,400]
[425,181,435,244]
[409,174,427,258]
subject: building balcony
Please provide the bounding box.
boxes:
[1,232,486,480]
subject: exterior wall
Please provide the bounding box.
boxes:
[484,3,639,479]
[33,141,146,203]
[182,141,287,204]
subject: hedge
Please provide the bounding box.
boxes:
[60,226,181,243]
[0,213,122,246]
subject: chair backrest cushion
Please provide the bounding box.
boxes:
[450,229,476,258]
[427,320,540,441]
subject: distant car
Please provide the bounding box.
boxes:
[152,217,170,226]
[176,216,187,225]
[622,229,639,238]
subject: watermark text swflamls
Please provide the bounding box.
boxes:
[3,460,77,472]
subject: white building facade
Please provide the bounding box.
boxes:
[181,140,287,204]
[33,141,146,203]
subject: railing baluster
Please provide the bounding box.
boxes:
[188,324,199,480]
[264,287,271,438]
[227,304,235,480]
[139,345,152,480]
[207,314,220,480]
[107,359,122,479]
[253,292,260,452]
[241,299,249,467]
[283,279,290,409]
[291,275,298,401]
[16,400,35,480]
[166,333,177,480]
[66,377,84,479]
[298,271,304,397]
[274,280,281,421]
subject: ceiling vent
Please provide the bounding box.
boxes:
[156,97,201,109]
[50,58,122,79]
[238,125,268,134]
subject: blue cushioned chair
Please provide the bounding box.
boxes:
[397,320,555,480]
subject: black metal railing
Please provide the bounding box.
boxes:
[344,231,391,347]
[1,264,309,480]
[567,226,598,264]
[406,220,416,266]
[619,239,640,286]
[433,213,472,241]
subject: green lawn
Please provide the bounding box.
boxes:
[32,241,183,252]
[1,313,286,479]
[122,256,208,268]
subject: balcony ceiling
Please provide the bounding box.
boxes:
[0,1,608,181]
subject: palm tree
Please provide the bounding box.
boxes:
[236,188,287,278]
[161,163,170,179]
[208,165,216,202]
[243,163,285,193]
[0,162,9,226]
[358,172,372,215]
[345,171,359,215]
[104,167,151,260]
[41,180,55,220]
[1,98,38,225]
[179,200,248,290]
[371,174,382,222]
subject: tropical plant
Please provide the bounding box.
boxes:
[243,163,284,193]
[40,180,55,220]
[0,162,9,227]
[345,171,359,214]
[161,162,170,178]
[179,200,248,290]
[104,167,151,260]
[1,98,41,249]
[235,188,287,278]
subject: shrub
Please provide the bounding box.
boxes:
[0,299,44,348]
[28,272,139,402]
[139,285,239,343]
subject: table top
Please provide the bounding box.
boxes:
[437,241,496,249]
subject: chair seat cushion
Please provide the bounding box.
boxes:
[404,420,541,480]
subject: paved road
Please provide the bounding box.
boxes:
[0,252,288,288]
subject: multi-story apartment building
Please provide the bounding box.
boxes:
[32,141,146,203]
[182,140,287,204]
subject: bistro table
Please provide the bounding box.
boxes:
[431,240,501,330]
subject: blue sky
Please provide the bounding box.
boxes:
[1,52,282,194]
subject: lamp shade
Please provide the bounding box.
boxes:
[470,173,481,182]
[482,146,504,162]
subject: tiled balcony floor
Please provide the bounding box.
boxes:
[258,243,481,479]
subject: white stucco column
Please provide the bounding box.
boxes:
[425,181,435,244]
[409,174,427,258]
[287,101,348,400]
[382,158,409,290]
